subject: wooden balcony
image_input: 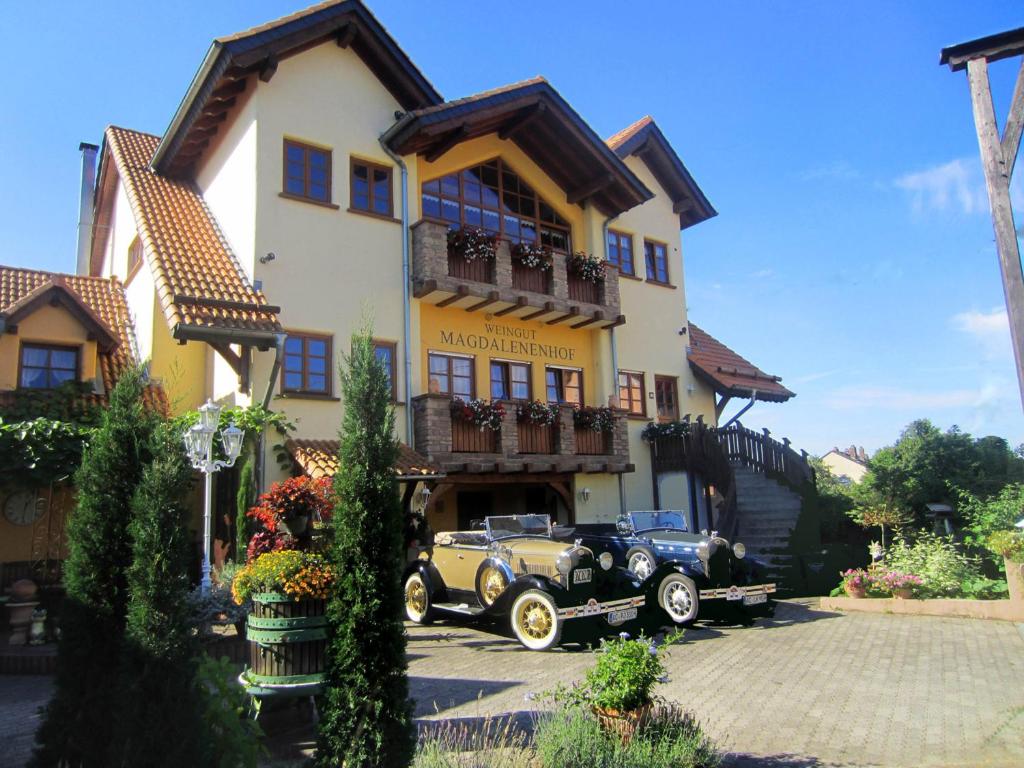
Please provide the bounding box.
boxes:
[412,394,632,475]
[411,219,623,330]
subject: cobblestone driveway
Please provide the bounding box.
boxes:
[406,599,1024,768]
[3,601,1023,767]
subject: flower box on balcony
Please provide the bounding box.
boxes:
[447,227,496,284]
[518,421,555,454]
[450,398,503,453]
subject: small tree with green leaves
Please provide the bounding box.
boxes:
[108,425,206,766]
[316,330,415,768]
[31,367,157,768]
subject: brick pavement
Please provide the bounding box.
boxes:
[2,601,1022,768]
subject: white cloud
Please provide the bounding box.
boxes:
[749,268,774,279]
[894,157,988,215]
[951,306,1011,359]
[823,385,980,411]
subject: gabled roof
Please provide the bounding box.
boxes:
[607,116,716,230]
[286,438,444,480]
[383,77,654,217]
[1,277,119,352]
[95,126,281,344]
[154,0,441,176]
[0,265,168,413]
[687,323,794,403]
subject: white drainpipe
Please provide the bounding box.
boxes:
[380,137,413,446]
[602,216,627,516]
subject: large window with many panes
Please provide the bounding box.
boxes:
[644,239,670,284]
[421,159,572,252]
[490,360,531,401]
[545,367,582,405]
[607,230,635,276]
[282,332,331,395]
[283,139,331,204]
[350,158,393,218]
[655,376,679,422]
[428,352,474,399]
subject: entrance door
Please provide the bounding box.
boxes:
[457,491,493,531]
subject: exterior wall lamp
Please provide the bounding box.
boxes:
[183,399,244,594]
[578,487,592,504]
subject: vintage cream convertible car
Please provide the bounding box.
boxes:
[403,514,669,650]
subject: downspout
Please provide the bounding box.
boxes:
[259,332,287,494]
[380,136,414,446]
[721,391,757,430]
[603,216,628,516]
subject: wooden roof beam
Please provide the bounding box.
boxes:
[209,80,246,102]
[259,55,279,83]
[567,173,614,205]
[498,102,547,141]
[520,302,555,321]
[425,124,469,163]
[465,291,500,312]
[436,285,469,307]
[493,296,528,317]
[336,22,358,49]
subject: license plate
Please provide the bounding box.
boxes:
[573,568,592,584]
[607,607,637,626]
[743,593,767,606]
[725,586,743,601]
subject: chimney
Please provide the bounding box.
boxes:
[858,446,868,462]
[76,142,99,276]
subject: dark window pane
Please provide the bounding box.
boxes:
[285,354,303,371]
[481,164,499,187]
[308,339,327,357]
[21,367,46,388]
[21,347,48,366]
[310,166,326,184]
[310,150,327,168]
[452,358,472,377]
[482,209,500,232]
[481,186,500,208]
[286,178,305,196]
[309,182,327,201]
[422,194,441,218]
[441,175,459,197]
[284,372,302,389]
[464,206,482,226]
[285,337,302,353]
[287,145,304,162]
[308,375,326,392]
[423,179,439,194]
[442,199,460,222]
[429,356,448,374]
[463,181,481,203]
[51,368,75,385]
[308,357,326,374]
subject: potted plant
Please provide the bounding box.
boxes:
[573,405,616,433]
[511,242,553,271]
[451,398,505,432]
[987,530,1024,603]
[640,420,690,442]
[567,251,606,283]
[878,570,923,599]
[516,400,559,426]
[580,632,678,743]
[246,475,333,543]
[447,226,497,262]
[840,568,872,598]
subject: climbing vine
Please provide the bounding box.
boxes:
[0,418,93,489]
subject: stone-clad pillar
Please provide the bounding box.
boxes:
[494,239,512,289]
[557,403,577,456]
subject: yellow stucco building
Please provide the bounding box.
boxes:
[3,0,799,572]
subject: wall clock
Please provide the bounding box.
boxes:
[4,490,43,526]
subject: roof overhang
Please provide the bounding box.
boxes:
[153,0,442,177]
[609,119,716,230]
[687,360,793,403]
[382,79,653,217]
[1,279,120,352]
[686,322,794,404]
[940,26,1024,70]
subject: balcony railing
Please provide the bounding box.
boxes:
[411,219,623,329]
[412,394,631,475]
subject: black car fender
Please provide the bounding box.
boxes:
[623,543,657,571]
[488,574,560,615]
[473,556,516,606]
[403,560,446,603]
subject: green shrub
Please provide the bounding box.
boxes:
[533,706,719,768]
[413,716,531,768]
[986,530,1024,563]
[883,532,982,598]
[961,576,1009,600]
[196,656,263,768]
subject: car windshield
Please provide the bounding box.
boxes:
[629,510,688,533]
[485,514,552,540]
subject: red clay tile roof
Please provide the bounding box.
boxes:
[687,323,794,403]
[102,126,281,338]
[286,438,444,479]
[0,265,168,413]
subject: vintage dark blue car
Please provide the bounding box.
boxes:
[573,510,776,626]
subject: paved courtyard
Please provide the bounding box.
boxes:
[3,600,1023,767]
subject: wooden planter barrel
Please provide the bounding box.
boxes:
[245,594,326,688]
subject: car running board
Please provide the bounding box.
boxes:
[433,602,486,616]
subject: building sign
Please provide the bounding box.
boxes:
[438,322,577,362]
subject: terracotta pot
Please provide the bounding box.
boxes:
[278,515,309,537]
[593,703,653,744]
[893,587,913,600]
[844,584,866,599]
[1006,557,1024,604]
[9,579,38,602]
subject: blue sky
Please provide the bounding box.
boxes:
[2,1,1022,456]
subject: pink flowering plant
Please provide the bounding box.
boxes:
[516,400,559,426]
[877,570,924,595]
[840,568,873,593]
[451,398,505,432]
[447,226,497,262]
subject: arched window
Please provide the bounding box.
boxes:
[421,159,572,253]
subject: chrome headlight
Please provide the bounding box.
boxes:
[555,552,573,576]
[598,552,614,571]
[733,542,746,559]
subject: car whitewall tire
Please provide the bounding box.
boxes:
[510,590,563,651]
[404,572,433,624]
[658,573,699,625]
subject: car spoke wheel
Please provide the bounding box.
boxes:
[478,566,508,607]
[628,551,654,580]
[659,573,698,625]
[404,573,433,624]
[510,590,562,651]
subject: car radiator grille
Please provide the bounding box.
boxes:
[515,561,554,578]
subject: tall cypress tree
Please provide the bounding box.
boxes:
[31,367,156,768]
[108,425,206,766]
[316,331,415,767]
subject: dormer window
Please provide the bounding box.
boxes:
[20,344,79,389]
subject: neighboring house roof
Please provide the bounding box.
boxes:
[96,126,281,344]
[824,447,867,466]
[382,77,654,217]
[686,323,794,403]
[286,438,444,480]
[154,0,442,176]
[0,265,168,413]
[607,115,716,230]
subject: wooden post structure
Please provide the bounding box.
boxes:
[941,29,1024,410]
